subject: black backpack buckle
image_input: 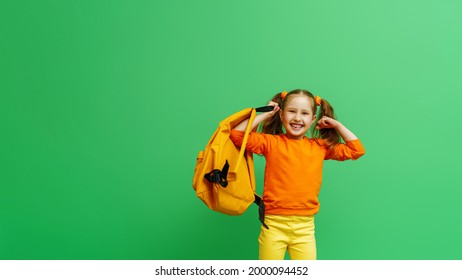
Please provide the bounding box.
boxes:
[204,160,229,188]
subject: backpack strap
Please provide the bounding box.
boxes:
[254,194,269,229]
[239,106,273,229]
[233,105,274,174]
[232,109,256,173]
[255,105,274,113]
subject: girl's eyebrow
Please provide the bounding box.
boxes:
[286,106,312,112]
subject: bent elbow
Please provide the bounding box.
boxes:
[352,148,366,160]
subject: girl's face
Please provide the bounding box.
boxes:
[280,95,316,140]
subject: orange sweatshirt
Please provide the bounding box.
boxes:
[230,130,366,216]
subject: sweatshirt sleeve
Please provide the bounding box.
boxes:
[325,139,366,161]
[230,129,269,155]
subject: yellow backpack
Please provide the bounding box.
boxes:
[192,106,272,228]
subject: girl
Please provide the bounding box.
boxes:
[230,89,365,260]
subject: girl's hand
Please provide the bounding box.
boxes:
[264,101,280,119]
[316,116,340,130]
[234,101,281,132]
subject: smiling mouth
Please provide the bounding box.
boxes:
[290,124,304,130]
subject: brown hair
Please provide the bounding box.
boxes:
[259,89,340,149]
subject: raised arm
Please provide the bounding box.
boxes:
[316,116,365,160]
[316,116,358,141]
[233,101,280,131]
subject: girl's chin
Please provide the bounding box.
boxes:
[286,130,307,139]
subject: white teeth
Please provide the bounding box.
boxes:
[291,124,303,129]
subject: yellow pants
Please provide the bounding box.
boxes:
[258,214,316,260]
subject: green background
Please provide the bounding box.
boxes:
[1,0,461,260]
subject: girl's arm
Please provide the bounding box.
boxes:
[317,116,365,160]
[233,101,280,131]
[316,116,358,141]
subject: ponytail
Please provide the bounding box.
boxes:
[314,98,340,149]
[260,92,285,135]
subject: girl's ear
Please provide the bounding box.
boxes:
[310,114,317,127]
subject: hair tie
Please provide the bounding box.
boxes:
[314,96,322,106]
[281,91,288,100]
